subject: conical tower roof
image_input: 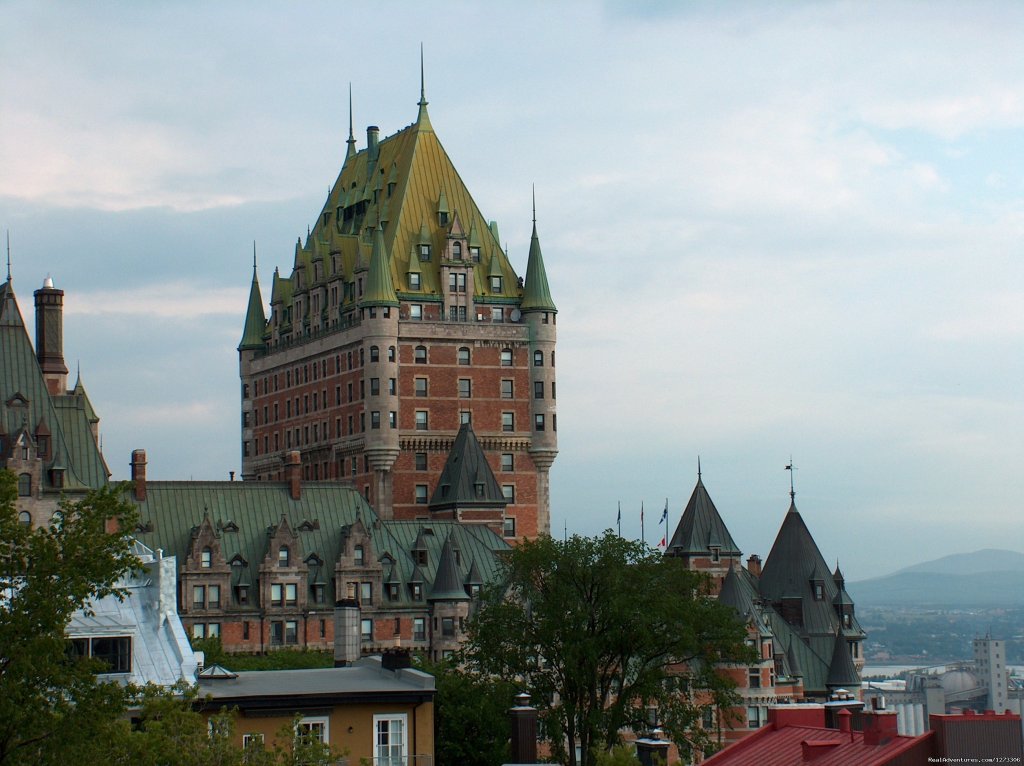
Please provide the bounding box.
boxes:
[429,534,469,602]
[361,224,399,308]
[826,630,860,688]
[238,260,267,351]
[667,475,741,557]
[520,214,556,313]
[429,423,507,510]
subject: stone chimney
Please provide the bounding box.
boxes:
[284,450,301,500]
[367,125,380,165]
[34,277,68,396]
[509,692,538,764]
[333,584,360,667]
[131,449,147,501]
[747,554,762,577]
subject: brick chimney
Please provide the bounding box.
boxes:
[862,710,899,746]
[34,277,68,396]
[509,692,538,764]
[284,450,301,500]
[747,554,762,577]
[131,449,147,501]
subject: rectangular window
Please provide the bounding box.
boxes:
[297,716,328,744]
[458,347,470,365]
[271,583,283,607]
[208,623,221,638]
[389,377,396,395]
[285,582,297,606]
[503,516,516,538]
[415,452,427,471]
[360,582,372,605]
[193,623,206,640]
[415,410,429,431]
[491,275,502,292]
[285,620,298,645]
[749,669,762,688]
[502,484,515,503]
[271,621,284,645]
[389,411,397,428]
[410,303,423,320]
[534,414,545,431]
[370,378,380,395]
[193,584,206,609]
[501,379,513,399]
[361,618,373,641]
[371,411,381,429]
[534,380,544,399]
[413,617,426,641]
[208,584,221,609]
[415,378,427,396]
[491,306,504,323]
[502,412,514,432]
[500,349,512,366]
[448,273,466,292]
[501,453,514,472]
[441,617,455,637]
[415,485,428,504]
[458,378,471,398]
[375,715,408,766]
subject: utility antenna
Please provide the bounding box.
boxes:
[785,457,797,501]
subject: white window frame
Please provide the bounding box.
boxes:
[373,713,408,766]
[296,715,329,744]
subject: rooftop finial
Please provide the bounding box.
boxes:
[697,455,702,480]
[252,241,257,271]
[785,457,797,501]
[5,230,10,282]
[419,43,427,107]
[531,185,537,225]
[346,83,357,160]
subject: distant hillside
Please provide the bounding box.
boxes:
[850,549,1024,607]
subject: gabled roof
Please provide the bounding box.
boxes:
[667,476,741,557]
[428,423,507,510]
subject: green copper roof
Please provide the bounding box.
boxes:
[362,225,399,308]
[238,263,267,351]
[428,535,470,602]
[0,280,107,492]
[826,630,860,687]
[667,476,741,557]
[520,220,556,312]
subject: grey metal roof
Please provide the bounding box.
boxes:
[198,657,434,706]
[428,423,507,510]
[667,477,741,556]
[826,631,861,688]
[429,534,470,602]
[67,546,198,688]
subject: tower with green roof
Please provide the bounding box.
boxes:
[238,71,557,539]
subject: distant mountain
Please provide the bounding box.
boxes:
[850,549,1024,607]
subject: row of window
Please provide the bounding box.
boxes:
[412,451,515,472]
[246,345,398,400]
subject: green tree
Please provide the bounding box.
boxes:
[462,532,754,766]
[0,472,141,766]
[416,656,515,766]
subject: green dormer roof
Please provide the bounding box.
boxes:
[238,263,267,351]
[520,219,556,313]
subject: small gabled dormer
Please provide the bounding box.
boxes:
[34,418,50,460]
[437,189,450,227]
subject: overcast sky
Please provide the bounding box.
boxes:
[3,1,1023,582]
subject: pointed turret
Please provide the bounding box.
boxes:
[667,474,741,558]
[239,256,267,351]
[826,630,860,688]
[361,224,399,308]
[786,636,804,678]
[429,534,469,602]
[520,195,556,313]
[429,423,507,514]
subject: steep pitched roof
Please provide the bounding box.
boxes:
[362,224,399,307]
[0,280,107,491]
[428,534,470,602]
[826,630,861,688]
[667,476,741,557]
[238,262,267,351]
[520,217,556,312]
[428,423,507,510]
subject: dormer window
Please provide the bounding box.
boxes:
[201,548,212,568]
[452,242,462,260]
[278,546,290,567]
[812,581,824,601]
[710,546,721,563]
[419,244,431,261]
[408,273,421,290]
[843,613,852,628]
[439,211,448,226]
[490,276,502,293]
[470,246,480,262]
[354,545,364,565]
[411,583,423,601]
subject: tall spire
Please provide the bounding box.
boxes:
[5,230,11,283]
[415,44,432,131]
[346,83,357,160]
[520,187,556,313]
[238,247,267,351]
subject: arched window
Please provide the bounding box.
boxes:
[414,345,427,364]
[388,346,396,362]
[278,546,290,567]
[458,347,470,365]
[201,547,212,568]
[18,474,31,497]
[370,345,380,362]
[18,511,31,527]
[533,350,543,366]
[452,242,462,260]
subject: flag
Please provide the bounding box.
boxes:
[659,502,668,525]
[658,536,666,548]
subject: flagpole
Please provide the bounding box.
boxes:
[617,501,622,538]
[640,502,645,546]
